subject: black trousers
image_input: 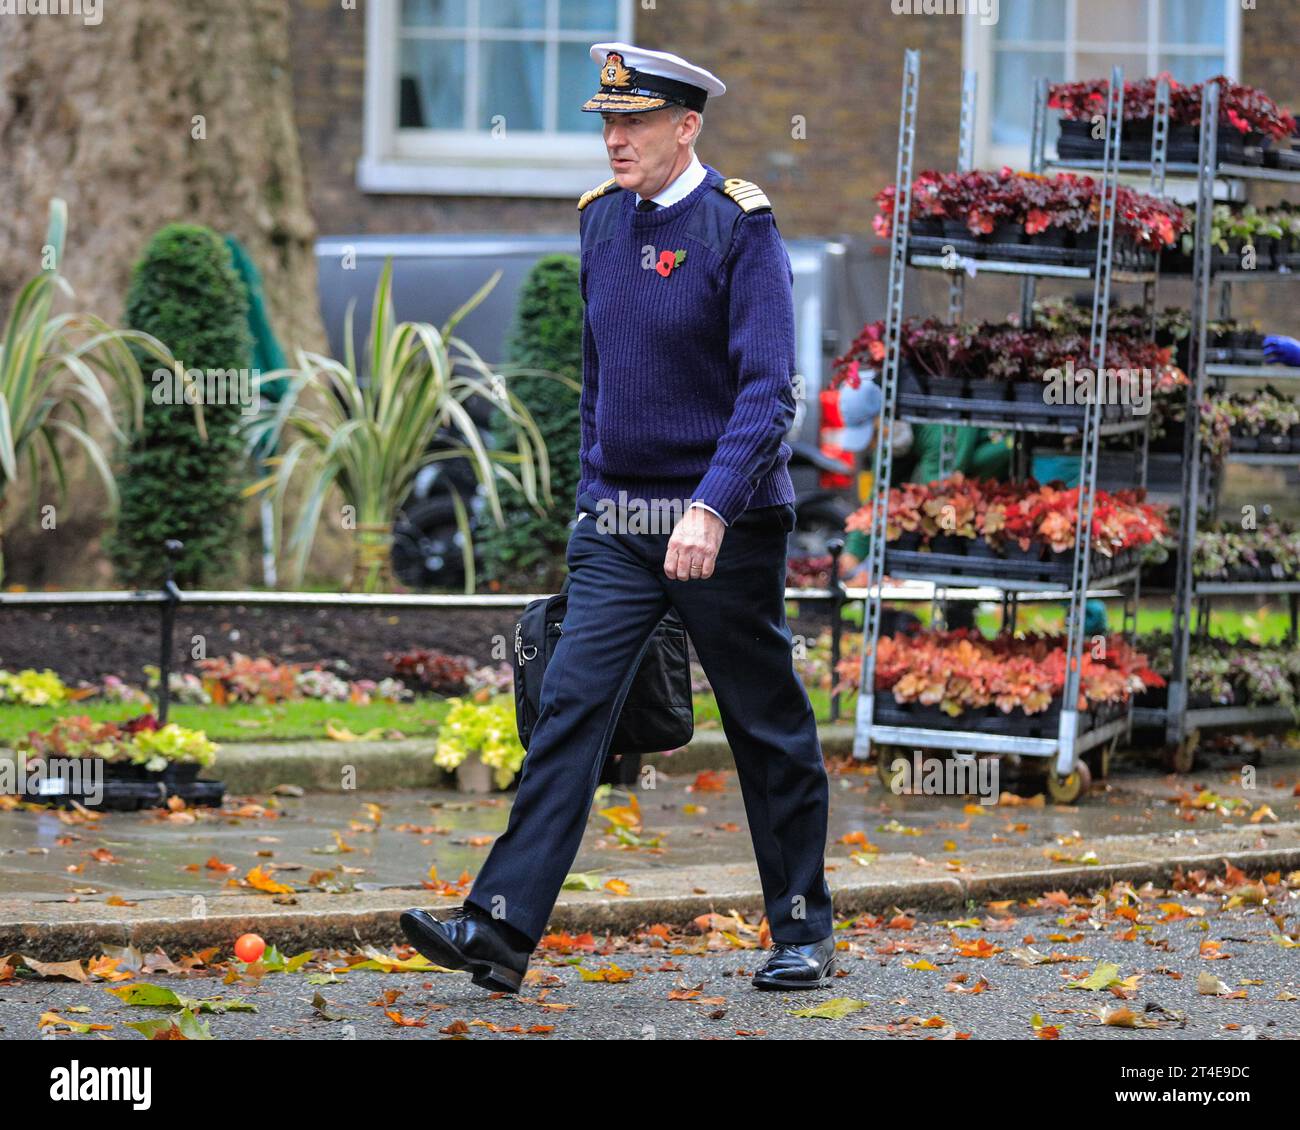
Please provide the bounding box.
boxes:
[466,492,833,946]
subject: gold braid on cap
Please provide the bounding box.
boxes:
[718,177,772,214]
[577,176,622,211]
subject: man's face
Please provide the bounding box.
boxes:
[600,108,694,194]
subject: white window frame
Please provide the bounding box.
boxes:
[963,0,1242,169]
[361,0,633,196]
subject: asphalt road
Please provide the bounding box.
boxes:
[3,879,1297,1042]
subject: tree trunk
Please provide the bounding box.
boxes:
[0,1,339,589]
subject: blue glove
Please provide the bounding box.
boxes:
[1263,335,1300,367]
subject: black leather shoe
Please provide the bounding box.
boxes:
[751,935,838,991]
[399,906,532,994]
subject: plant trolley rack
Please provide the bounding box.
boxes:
[852,53,1167,803]
[1040,78,1300,771]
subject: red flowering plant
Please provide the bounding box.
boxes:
[920,472,981,541]
[1053,75,1295,140]
[846,480,930,542]
[1183,76,1296,140]
[872,168,1184,246]
[905,318,971,379]
[1116,186,1185,249]
[1048,79,1110,122]
[870,629,1164,716]
[832,319,887,381]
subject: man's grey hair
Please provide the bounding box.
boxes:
[668,102,704,143]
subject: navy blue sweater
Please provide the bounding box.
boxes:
[577,164,798,526]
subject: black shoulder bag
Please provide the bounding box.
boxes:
[511,575,695,760]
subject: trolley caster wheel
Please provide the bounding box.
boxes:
[1161,733,1198,774]
[1047,759,1092,804]
[876,746,911,793]
[1085,738,1115,782]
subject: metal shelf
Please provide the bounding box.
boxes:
[1226,451,1299,465]
[1130,704,1296,729]
[1045,158,1300,186]
[1206,364,1300,380]
[1194,580,1300,596]
[1208,268,1300,282]
[908,252,1156,283]
[897,410,1149,436]
[869,714,1130,759]
[882,564,1141,594]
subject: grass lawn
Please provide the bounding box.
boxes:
[1,685,854,746]
[0,698,453,745]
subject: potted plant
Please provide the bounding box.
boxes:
[434,696,527,793]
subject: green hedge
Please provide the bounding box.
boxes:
[107,225,252,587]
[478,254,583,589]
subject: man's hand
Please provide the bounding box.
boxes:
[664,507,726,580]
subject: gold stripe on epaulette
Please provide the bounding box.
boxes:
[578,176,620,211]
[722,177,772,213]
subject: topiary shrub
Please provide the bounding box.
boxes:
[477,254,583,589]
[106,225,253,587]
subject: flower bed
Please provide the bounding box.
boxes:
[1050,76,1297,167]
[846,473,1168,583]
[875,167,1185,270]
[864,629,1164,736]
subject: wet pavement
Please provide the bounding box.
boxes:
[1,748,1298,905]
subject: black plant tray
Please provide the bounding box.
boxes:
[898,391,1131,427]
[1264,147,1300,170]
[907,234,1094,267]
[885,547,1130,585]
[25,778,226,812]
[873,692,1123,740]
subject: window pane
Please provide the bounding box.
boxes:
[1160,0,1225,46]
[1159,53,1226,86]
[559,0,619,30]
[1075,51,1148,82]
[481,0,545,30]
[992,50,1065,146]
[401,0,467,28]
[479,39,544,130]
[557,40,605,132]
[1075,0,1147,45]
[399,38,466,128]
[995,0,1067,42]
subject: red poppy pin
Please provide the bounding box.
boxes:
[656,249,687,277]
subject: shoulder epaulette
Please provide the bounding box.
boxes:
[717,176,772,214]
[577,177,622,211]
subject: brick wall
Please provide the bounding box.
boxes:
[288,0,963,238]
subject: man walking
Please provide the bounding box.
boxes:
[402,42,835,994]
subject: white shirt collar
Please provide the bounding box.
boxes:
[642,152,706,208]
